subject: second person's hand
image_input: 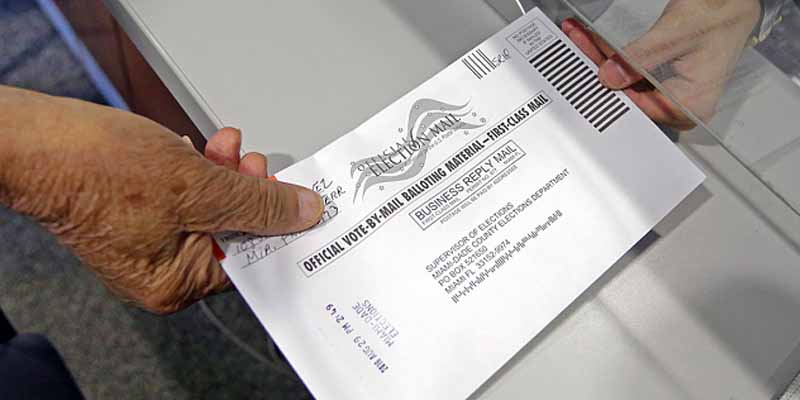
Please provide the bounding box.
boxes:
[563,0,761,130]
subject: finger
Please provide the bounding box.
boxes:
[583,28,647,90]
[188,234,233,297]
[205,127,242,170]
[600,10,697,89]
[624,84,696,130]
[599,55,645,90]
[239,152,268,178]
[140,233,231,315]
[562,19,645,90]
[626,48,726,130]
[564,18,617,59]
[562,18,607,65]
[585,28,617,59]
[178,164,323,236]
[179,234,232,298]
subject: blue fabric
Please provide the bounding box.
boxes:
[0,0,106,104]
[0,310,84,400]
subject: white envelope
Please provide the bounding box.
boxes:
[217,8,704,399]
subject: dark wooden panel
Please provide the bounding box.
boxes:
[120,35,205,145]
[53,0,206,149]
[53,0,131,102]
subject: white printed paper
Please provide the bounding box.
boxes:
[217,8,705,399]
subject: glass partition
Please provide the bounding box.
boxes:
[524,0,800,218]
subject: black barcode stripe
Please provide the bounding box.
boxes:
[594,102,627,129]
[573,85,604,109]
[541,49,575,78]
[594,100,626,126]
[556,65,590,92]
[538,46,571,74]
[584,91,615,116]
[538,45,571,72]
[532,42,567,69]
[588,96,620,124]
[472,53,490,74]
[463,48,501,80]
[543,55,578,83]
[546,58,580,84]
[569,80,602,105]
[598,107,630,132]
[463,58,482,79]
[563,70,594,98]
[529,39,629,132]
[579,91,612,117]
[582,92,615,118]
[463,59,482,79]
[577,87,608,114]
[473,51,489,71]
[477,49,495,70]
[531,40,563,65]
[551,60,584,88]
[470,54,488,76]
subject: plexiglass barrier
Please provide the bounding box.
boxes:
[523,0,800,219]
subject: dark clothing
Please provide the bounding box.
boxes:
[0,309,14,343]
[0,309,84,400]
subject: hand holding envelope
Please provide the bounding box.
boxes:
[563,0,761,130]
[0,86,322,314]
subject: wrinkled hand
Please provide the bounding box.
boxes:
[562,0,760,130]
[0,86,323,314]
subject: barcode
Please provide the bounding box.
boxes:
[529,40,629,133]
[462,49,496,80]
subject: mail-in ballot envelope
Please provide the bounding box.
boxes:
[215,8,705,400]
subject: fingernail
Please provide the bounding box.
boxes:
[600,59,632,88]
[562,18,577,34]
[297,188,324,225]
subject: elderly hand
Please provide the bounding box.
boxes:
[0,86,323,314]
[563,0,761,130]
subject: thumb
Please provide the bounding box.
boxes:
[178,163,324,236]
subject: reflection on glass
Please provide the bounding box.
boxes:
[526,0,800,215]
